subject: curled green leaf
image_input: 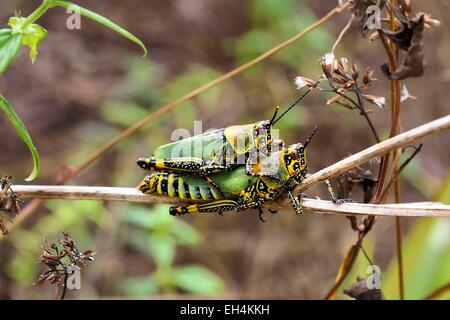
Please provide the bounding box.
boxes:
[0,95,40,181]
[8,17,48,63]
[0,30,22,73]
[55,1,148,57]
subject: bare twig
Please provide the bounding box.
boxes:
[297,114,450,192]
[331,14,355,54]
[10,185,450,217]
[424,282,450,300]
[385,1,404,299]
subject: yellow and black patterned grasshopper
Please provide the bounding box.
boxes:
[137,83,342,220]
[136,82,320,179]
[138,129,324,221]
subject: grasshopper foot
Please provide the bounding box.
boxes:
[257,207,266,223]
[334,198,356,204]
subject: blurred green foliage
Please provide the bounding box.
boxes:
[120,204,224,296]
[382,173,450,300]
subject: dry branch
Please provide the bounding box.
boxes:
[297,114,450,192]
[11,185,450,217]
[10,114,450,218]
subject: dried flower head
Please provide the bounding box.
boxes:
[294,76,317,90]
[321,52,337,80]
[363,94,386,108]
[344,276,385,300]
[36,232,96,300]
[0,175,22,235]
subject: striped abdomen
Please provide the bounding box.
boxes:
[138,172,223,201]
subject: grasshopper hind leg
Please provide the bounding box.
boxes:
[169,200,239,216]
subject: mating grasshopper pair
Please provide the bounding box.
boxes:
[136,86,339,221]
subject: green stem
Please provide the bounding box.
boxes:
[21,0,55,28]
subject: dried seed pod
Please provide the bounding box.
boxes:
[294,76,317,89]
[321,53,336,80]
[338,57,350,75]
[326,95,342,106]
[352,63,360,80]
[363,67,375,85]
[382,14,425,80]
[422,13,441,28]
[344,80,356,89]
[332,75,348,85]
[344,276,385,300]
[363,94,386,108]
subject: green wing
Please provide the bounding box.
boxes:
[154,128,225,160]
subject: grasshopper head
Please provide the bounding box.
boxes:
[283,126,318,183]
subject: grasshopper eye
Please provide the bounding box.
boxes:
[290,149,299,160]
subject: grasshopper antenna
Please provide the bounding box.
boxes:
[304,126,318,148]
[272,80,321,125]
[269,106,280,125]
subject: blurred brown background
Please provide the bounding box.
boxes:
[0,0,449,299]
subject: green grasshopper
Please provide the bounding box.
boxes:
[136,82,320,182]
[138,127,340,221]
[137,83,344,220]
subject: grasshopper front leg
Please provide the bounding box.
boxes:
[288,190,305,215]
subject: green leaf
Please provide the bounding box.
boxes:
[0,30,22,73]
[0,28,13,45]
[0,95,40,181]
[173,265,225,295]
[121,205,174,230]
[55,1,147,57]
[149,233,176,267]
[383,219,450,299]
[22,24,47,63]
[8,17,48,63]
[171,220,202,246]
[124,274,159,296]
